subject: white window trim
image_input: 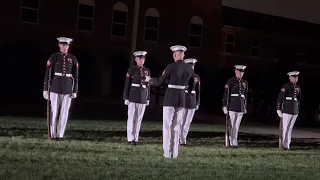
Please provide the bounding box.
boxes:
[19,0,40,24]
[188,23,203,47]
[188,16,203,48]
[225,33,235,53]
[76,2,95,33]
[111,9,128,38]
[250,37,260,56]
[188,34,203,48]
[188,24,203,47]
[143,16,159,42]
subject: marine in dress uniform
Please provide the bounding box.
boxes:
[222,65,248,147]
[145,45,194,158]
[276,71,301,150]
[43,37,79,141]
[123,51,151,145]
[180,58,200,146]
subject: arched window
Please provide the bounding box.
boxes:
[77,0,95,32]
[144,8,160,41]
[20,0,39,24]
[188,16,203,47]
[111,2,128,37]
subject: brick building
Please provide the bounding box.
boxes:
[0,0,221,103]
[1,1,320,123]
[219,6,320,124]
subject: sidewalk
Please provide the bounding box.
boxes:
[241,125,320,140]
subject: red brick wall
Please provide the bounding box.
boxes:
[0,0,222,97]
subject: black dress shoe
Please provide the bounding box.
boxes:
[180,143,187,146]
[133,141,138,145]
[50,138,56,141]
[128,141,132,144]
[57,138,63,141]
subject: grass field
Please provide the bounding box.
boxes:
[1,117,320,180]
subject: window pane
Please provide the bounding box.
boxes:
[113,10,127,24]
[225,43,234,53]
[190,23,202,36]
[112,23,126,37]
[251,38,259,47]
[78,18,93,32]
[226,34,234,43]
[145,16,159,29]
[189,35,201,47]
[144,29,158,41]
[78,4,94,19]
[22,0,38,9]
[250,47,259,56]
[20,8,38,23]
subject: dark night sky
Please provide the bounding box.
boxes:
[223,0,320,25]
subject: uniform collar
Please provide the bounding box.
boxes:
[60,52,68,56]
[290,82,297,86]
[136,65,143,69]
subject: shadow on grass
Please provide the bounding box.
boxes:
[1,127,320,149]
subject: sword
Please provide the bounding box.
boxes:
[279,92,285,151]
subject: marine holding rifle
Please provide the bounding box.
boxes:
[222,65,248,148]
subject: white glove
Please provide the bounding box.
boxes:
[196,105,199,110]
[71,93,77,98]
[244,109,247,114]
[43,91,49,100]
[277,110,283,118]
[222,107,228,114]
[145,76,151,82]
[124,100,129,105]
[147,101,149,106]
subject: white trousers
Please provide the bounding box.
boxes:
[50,92,72,138]
[180,108,196,144]
[280,113,298,149]
[163,106,184,158]
[225,111,243,146]
[127,102,146,142]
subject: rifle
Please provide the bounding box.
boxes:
[279,117,284,151]
[279,91,285,151]
[46,67,52,140]
[225,87,231,148]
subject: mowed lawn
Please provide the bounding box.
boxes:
[0,117,320,180]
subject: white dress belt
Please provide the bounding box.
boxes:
[231,94,245,98]
[168,84,186,89]
[131,83,147,88]
[185,90,196,93]
[286,97,297,101]
[54,73,72,77]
